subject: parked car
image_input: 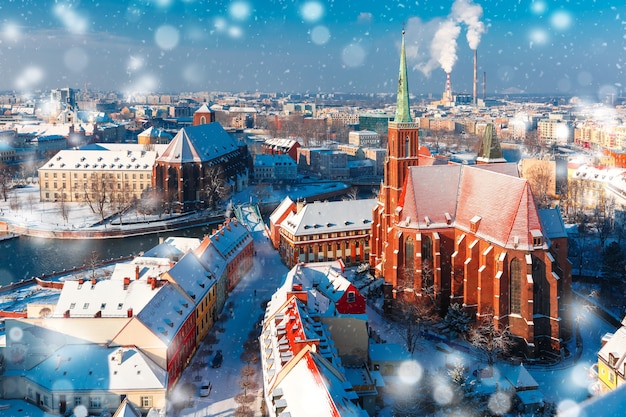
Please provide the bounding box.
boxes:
[200,384,210,397]
[211,350,223,368]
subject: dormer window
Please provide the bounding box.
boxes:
[531,229,543,247]
[470,215,481,233]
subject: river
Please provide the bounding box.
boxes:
[0,225,215,287]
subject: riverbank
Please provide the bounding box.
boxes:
[0,181,351,239]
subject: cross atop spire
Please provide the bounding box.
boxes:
[395,29,412,123]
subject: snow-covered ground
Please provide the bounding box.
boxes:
[0,180,351,234]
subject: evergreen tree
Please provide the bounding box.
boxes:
[603,241,625,278]
[443,303,471,338]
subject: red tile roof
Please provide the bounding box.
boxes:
[399,164,543,250]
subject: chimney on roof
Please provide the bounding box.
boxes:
[135,265,140,280]
[78,278,84,285]
[127,308,133,317]
[114,349,123,365]
[91,278,97,286]
[64,310,70,318]
[123,277,131,289]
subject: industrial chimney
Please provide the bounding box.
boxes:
[445,72,452,105]
[483,71,486,100]
[473,50,478,107]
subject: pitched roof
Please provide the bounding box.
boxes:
[113,398,143,417]
[156,123,239,164]
[282,262,360,315]
[141,237,201,260]
[538,208,568,239]
[399,164,544,250]
[207,219,253,261]
[40,146,161,172]
[9,344,167,391]
[506,364,538,390]
[165,251,216,302]
[52,258,171,318]
[599,326,626,370]
[136,283,195,344]
[269,196,296,225]
[280,199,377,237]
[272,348,366,417]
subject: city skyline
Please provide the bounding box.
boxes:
[0,1,624,100]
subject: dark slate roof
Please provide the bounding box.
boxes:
[156,123,239,164]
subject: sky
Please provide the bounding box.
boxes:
[0,0,624,99]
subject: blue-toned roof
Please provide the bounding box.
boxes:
[136,283,195,344]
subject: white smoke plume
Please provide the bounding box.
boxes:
[431,19,461,74]
[404,0,486,76]
[451,0,486,50]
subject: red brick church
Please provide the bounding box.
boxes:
[369,32,572,357]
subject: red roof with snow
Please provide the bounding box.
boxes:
[399,164,543,250]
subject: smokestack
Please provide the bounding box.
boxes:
[483,71,486,100]
[445,72,452,105]
[473,50,477,107]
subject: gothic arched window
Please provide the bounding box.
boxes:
[403,237,415,288]
[532,256,549,316]
[510,258,522,315]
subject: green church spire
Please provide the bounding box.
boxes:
[395,30,412,123]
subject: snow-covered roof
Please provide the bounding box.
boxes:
[164,251,216,302]
[138,126,173,140]
[207,219,253,262]
[538,208,568,240]
[9,344,167,391]
[136,283,195,344]
[263,137,299,150]
[285,262,353,314]
[506,364,538,390]
[13,122,93,137]
[269,196,295,225]
[280,199,377,237]
[157,123,240,164]
[573,165,625,183]
[598,325,626,372]
[52,258,170,318]
[40,147,160,172]
[141,237,201,260]
[271,348,367,417]
[113,399,143,417]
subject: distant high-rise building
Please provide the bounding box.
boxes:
[50,87,77,110]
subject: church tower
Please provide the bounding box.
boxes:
[370,30,420,277]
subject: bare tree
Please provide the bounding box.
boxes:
[83,176,111,222]
[525,164,553,209]
[468,312,514,367]
[87,250,100,280]
[342,186,358,201]
[594,194,615,250]
[57,191,70,224]
[26,192,37,213]
[203,166,230,210]
[0,163,13,202]
[523,129,543,155]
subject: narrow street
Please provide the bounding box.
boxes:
[175,206,288,417]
